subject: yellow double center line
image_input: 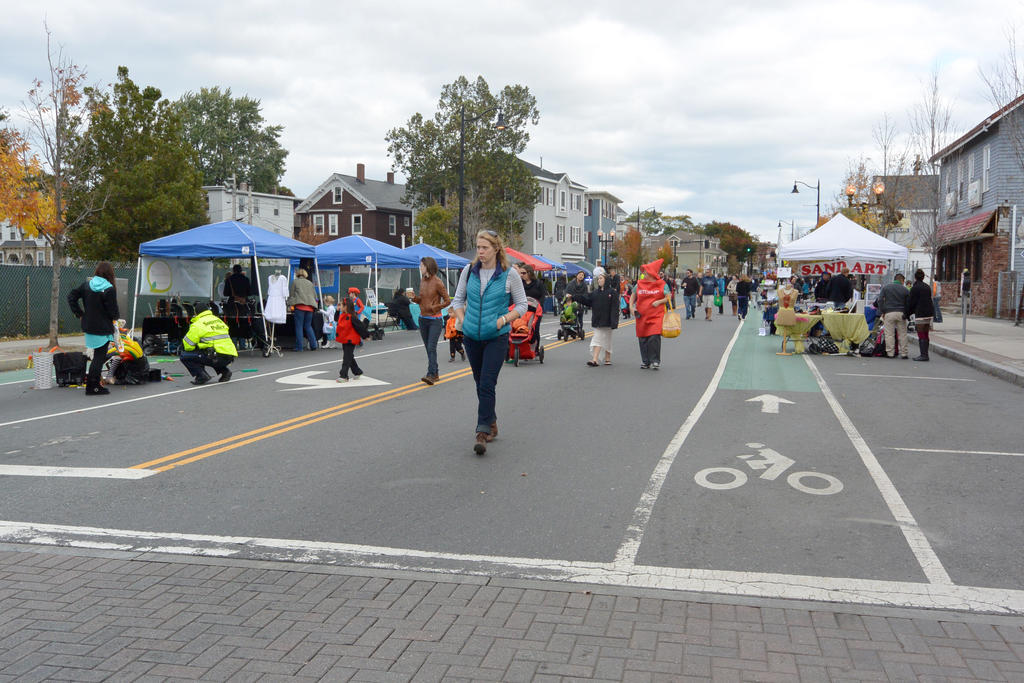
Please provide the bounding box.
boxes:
[131,329,612,472]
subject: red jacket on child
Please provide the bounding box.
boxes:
[335,313,362,346]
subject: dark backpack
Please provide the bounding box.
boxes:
[115,357,151,385]
[53,352,87,387]
[351,315,371,339]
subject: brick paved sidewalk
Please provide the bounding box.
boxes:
[1,545,1023,682]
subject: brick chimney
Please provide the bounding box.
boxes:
[356,163,365,183]
[386,171,395,184]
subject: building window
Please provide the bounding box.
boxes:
[352,214,362,234]
[333,186,342,203]
[571,226,581,243]
[535,221,544,240]
[274,206,280,216]
[328,214,338,235]
[983,145,991,192]
[37,251,44,265]
[253,198,260,215]
[967,152,975,181]
[389,215,397,235]
[546,188,553,206]
[538,188,544,203]
[404,216,410,226]
[557,224,565,241]
[560,191,566,210]
[314,215,324,235]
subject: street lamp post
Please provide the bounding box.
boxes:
[791,179,820,228]
[597,229,616,267]
[778,219,795,242]
[458,104,506,254]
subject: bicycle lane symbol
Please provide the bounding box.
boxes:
[694,442,843,496]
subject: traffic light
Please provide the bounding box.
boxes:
[745,246,753,253]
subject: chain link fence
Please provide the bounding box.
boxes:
[0,263,138,339]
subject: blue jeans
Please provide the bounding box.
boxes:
[684,294,697,319]
[419,316,443,376]
[293,309,317,351]
[932,297,943,323]
[463,333,508,434]
[738,296,749,319]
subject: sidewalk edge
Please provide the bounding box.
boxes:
[912,333,1024,387]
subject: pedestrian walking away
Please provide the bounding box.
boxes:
[700,269,718,321]
[875,272,910,358]
[580,270,619,366]
[451,230,528,455]
[412,256,451,385]
[334,298,364,382]
[67,261,120,396]
[179,301,238,384]
[287,268,319,352]
[736,273,752,320]
[931,278,944,324]
[631,258,671,369]
[908,269,935,361]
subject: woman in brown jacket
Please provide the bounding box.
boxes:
[413,256,451,385]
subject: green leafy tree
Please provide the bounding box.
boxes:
[386,76,540,247]
[624,208,666,235]
[413,203,457,252]
[175,86,287,193]
[699,221,757,261]
[68,67,205,262]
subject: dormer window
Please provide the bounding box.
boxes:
[333,187,342,203]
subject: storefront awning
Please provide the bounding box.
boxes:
[936,210,996,246]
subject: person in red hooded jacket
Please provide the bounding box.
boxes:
[630,258,671,370]
[334,298,364,382]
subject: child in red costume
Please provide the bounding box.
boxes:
[334,298,364,382]
[630,258,671,370]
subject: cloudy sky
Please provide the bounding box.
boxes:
[1,0,1020,240]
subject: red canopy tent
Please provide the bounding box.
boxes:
[504,247,553,271]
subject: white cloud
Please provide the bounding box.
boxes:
[2,0,1023,239]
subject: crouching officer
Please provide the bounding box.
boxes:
[180,301,238,385]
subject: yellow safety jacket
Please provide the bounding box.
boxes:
[182,310,238,357]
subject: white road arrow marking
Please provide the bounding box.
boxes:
[275,371,389,391]
[746,394,794,414]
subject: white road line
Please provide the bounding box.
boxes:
[836,373,975,382]
[613,319,744,569]
[0,519,1020,614]
[0,466,157,479]
[888,447,1024,457]
[805,356,953,585]
[0,344,423,429]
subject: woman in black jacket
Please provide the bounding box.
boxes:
[581,271,619,366]
[67,261,120,395]
[735,274,753,320]
[906,268,935,361]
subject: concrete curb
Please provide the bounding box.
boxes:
[911,333,1024,388]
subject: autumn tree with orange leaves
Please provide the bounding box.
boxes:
[18,29,107,346]
[614,227,646,279]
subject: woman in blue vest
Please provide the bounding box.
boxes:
[451,230,528,455]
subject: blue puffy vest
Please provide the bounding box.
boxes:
[463,264,511,341]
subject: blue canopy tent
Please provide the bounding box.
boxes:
[563,262,592,277]
[531,254,566,272]
[135,221,318,351]
[312,236,421,323]
[402,242,470,270]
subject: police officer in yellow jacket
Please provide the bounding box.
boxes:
[180,301,238,385]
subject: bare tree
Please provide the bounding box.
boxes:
[21,27,106,346]
[908,65,956,279]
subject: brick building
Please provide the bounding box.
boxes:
[295,164,413,248]
[930,95,1024,317]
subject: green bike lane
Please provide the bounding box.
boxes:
[634,315,932,586]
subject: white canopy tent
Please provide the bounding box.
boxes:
[778,214,909,262]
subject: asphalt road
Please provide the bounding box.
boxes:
[1,310,1022,615]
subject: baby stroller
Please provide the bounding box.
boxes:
[507,297,544,366]
[556,295,584,341]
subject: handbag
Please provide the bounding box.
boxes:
[714,294,723,307]
[661,304,681,338]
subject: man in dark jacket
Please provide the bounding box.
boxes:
[681,269,699,319]
[827,268,853,306]
[876,273,910,358]
[565,271,589,302]
[814,272,831,301]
